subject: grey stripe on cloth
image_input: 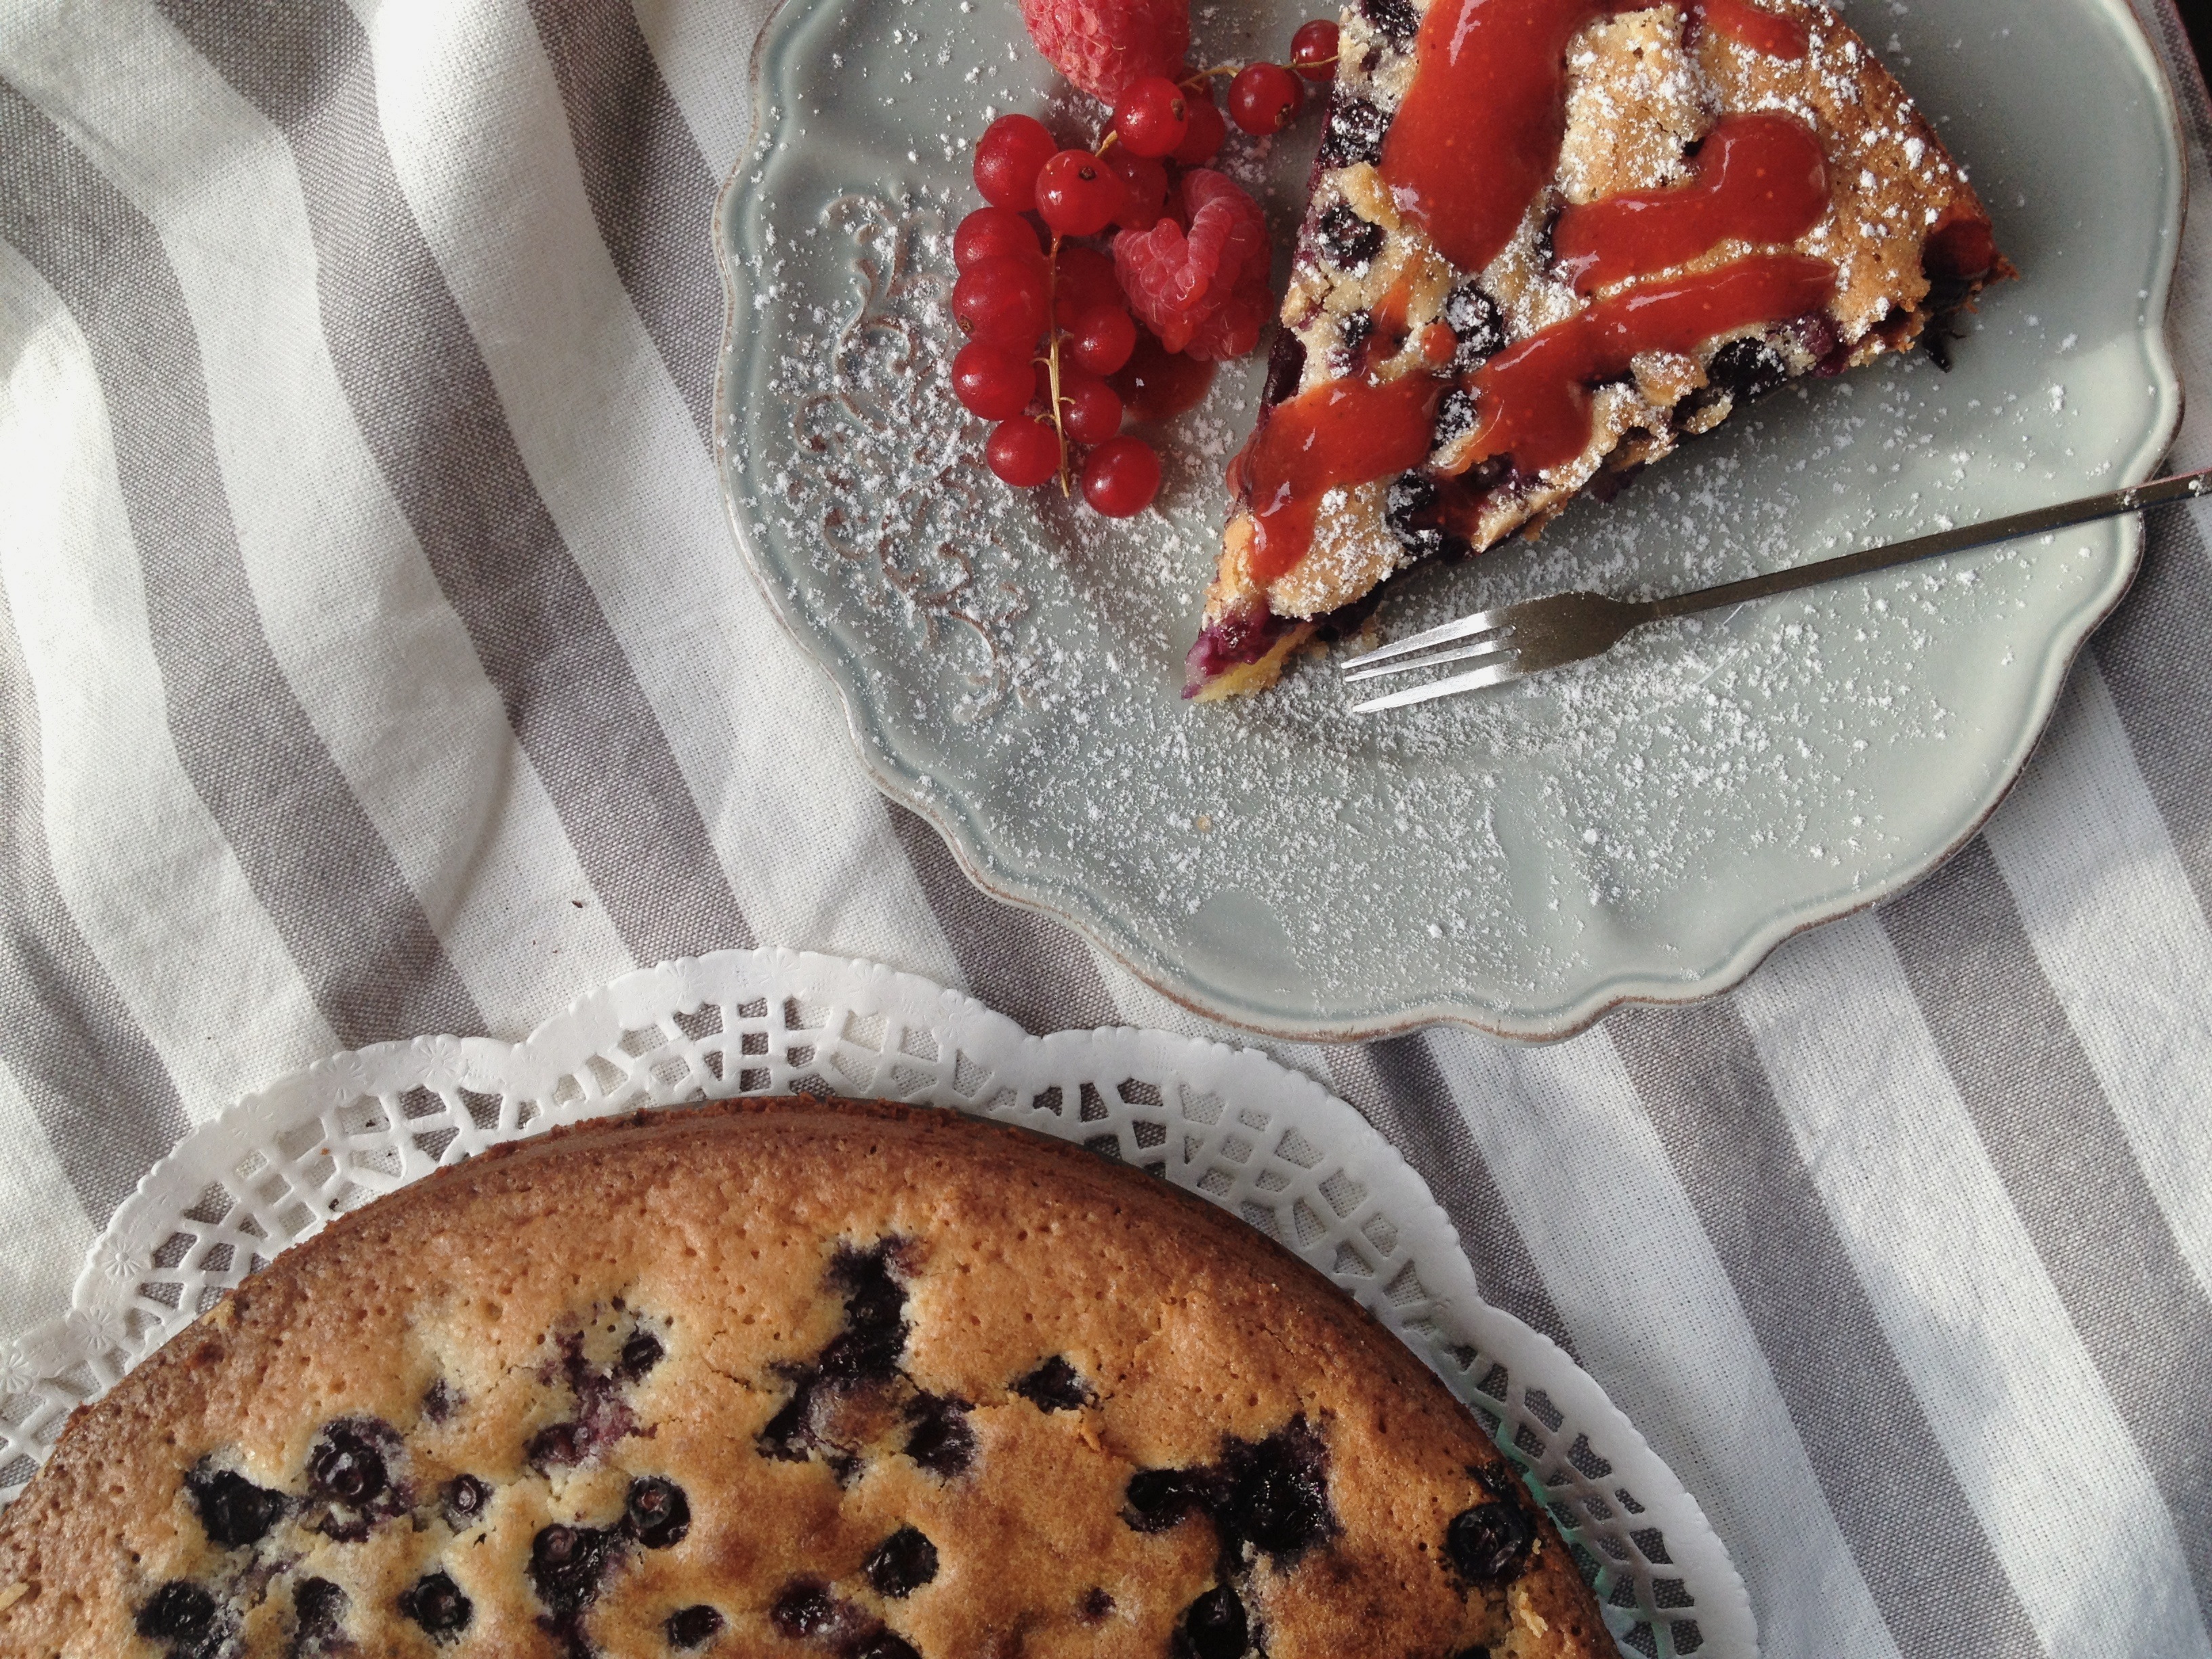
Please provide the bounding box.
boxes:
[1323,1038,1578,1358]
[1610,1000,2046,1659]
[157,0,754,969]
[886,802,1118,1035]
[528,0,1041,989]
[0,589,190,1223]
[523,0,722,450]
[524,0,1057,991]
[2094,506,2212,923]
[1880,837,2212,1620]
[0,78,481,1052]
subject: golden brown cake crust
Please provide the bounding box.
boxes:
[0,1098,1612,1659]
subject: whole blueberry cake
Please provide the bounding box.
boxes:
[0,1098,1611,1658]
[1186,0,2010,698]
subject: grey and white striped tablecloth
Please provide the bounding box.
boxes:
[2,0,2209,1652]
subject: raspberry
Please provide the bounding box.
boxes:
[1019,0,1191,103]
[1111,169,1274,361]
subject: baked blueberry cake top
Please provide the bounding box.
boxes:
[0,1097,1612,1659]
[1186,0,2009,699]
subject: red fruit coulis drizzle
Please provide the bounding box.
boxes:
[1446,253,1837,475]
[1245,375,1445,584]
[1692,0,1809,58]
[1233,0,1860,584]
[1380,0,1816,277]
[1380,0,1647,279]
[1553,112,1829,293]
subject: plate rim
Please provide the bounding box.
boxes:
[711,0,2190,1044]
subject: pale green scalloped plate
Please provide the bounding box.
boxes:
[715,0,2184,1042]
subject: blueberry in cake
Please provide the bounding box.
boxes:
[0,1098,1612,1658]
[1185,0,2011,699]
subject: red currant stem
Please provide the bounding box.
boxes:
[1046,234,1071,493]
[1298,51,1340,66]
[1093,129,1120,156]
[1180,64,1244,85]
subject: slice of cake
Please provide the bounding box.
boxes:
[1185,0,2009,699]
[0,1099,1614,1658]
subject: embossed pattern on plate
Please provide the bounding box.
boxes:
[714,0,2184,1041]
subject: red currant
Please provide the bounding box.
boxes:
[1053,244,1123,327]
[972,115,1059,211]
[1289,20,1340,81]
[1034,149,1127,237]
[1080,435,1162,516]
[1057,369,1125,445]
[951,340,1038,420]
[1170,86,1228,165]
[1111,77,1191,159]
[954,205,1046,271]
[1229,63,1303,135]
[986,414,1062,487]
[951,255,1050,347]
[1069,304,1138,375]
[1102,148,1169,231]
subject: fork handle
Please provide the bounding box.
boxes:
[1643,466,2212,622]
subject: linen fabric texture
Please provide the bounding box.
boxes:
[2,1,2211,1655]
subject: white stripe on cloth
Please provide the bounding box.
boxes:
[630,0,768,180]
[351,0,963,987]
[0,241,339,1122]
[0,1054,93,1349]
[1,1,637,1038]
[1984,661,2212,1298]
[1425,1027,1900,1659]
[1734,914,2212,1659]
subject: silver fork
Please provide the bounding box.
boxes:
[1341,466,2212,713]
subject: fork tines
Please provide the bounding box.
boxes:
[1338,603,1520,675]
[1339,602,1525,714]
[1340,589,1654,712]
[1347,653,1527,713]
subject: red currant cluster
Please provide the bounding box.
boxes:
[1224,19,1340,136]
[945,19,1340,519]
[953,115,1169,517]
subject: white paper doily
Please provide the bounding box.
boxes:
[0,949,1751,1658]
